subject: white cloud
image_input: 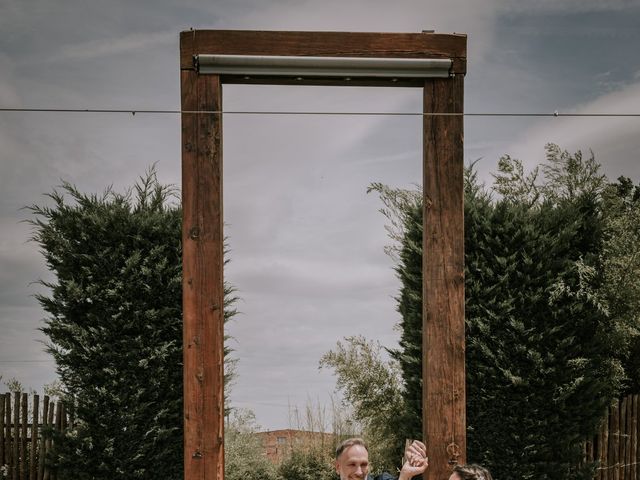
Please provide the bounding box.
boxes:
[216,0,500,62]
[499,80,640,180]
[46,30,175,63]
[0,54,21,106]
[500,0,636,14]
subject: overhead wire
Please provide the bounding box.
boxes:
[0,107,639,117]
[0,360,53,364]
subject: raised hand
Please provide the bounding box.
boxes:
[399,440,428,480]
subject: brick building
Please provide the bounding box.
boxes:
[255,429,336,463]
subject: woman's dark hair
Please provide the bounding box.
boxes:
[452,464,493,480]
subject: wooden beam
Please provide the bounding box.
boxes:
[180,30,467,77]
[423,74,465,480]
[181,66,225,480]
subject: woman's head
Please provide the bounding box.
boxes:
[449,464,493,480]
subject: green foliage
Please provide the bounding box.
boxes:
[28,168,237,480]
[2,376,24,393]
[277,447,335,480]
[361,145,634,480]
[386,201,422,447]
[540,144,606,202]
[597,177,640,393]
[319,336,404,473]
[492,144,606,206]
[225,409,278,480]
[464,187,620,480]
[492,154,540,207]
[226,407,338,480]
[287,398,357,444]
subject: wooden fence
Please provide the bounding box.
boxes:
[1,391,639,479]
[1,392,71,480]
[583,394,639,480]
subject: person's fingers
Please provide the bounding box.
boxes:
[408,453,427,467]
[412,440,427,454]
[407,446,426,460]
[410,442,427,459]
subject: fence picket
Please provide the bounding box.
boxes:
[38,396,49,480]
[42,403,54,480]
[5,394,12,479]
[52,402,63,480]
[20,393,28,480]
[13,392,19,480]
[619,397,626,480]
[625,395,631,480]
[0,393,5,467]
[631,394,640,480]
[597,409,609,480]
[30,395,39,480]
[609,400,617,480]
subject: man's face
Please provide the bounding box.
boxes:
[335,445,370,480]
[448,473,461,480]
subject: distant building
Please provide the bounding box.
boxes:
[255,429,336,463]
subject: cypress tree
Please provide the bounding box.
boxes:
[465,192,619,479]
[382,147,625,479]
[388,203,422,446]
[28,170,237,480]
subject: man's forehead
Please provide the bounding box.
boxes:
[341,444,369,459]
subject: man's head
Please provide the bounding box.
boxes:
[449,464,493,480]
[335,438,370,480]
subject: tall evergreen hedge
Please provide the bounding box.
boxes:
[465,191,620,479]
[29,172,236,480]
[385,149,626,479]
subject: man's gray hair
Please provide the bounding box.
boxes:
[335,438,368,459]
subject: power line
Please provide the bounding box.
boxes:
[0,107,640,117]
[0,360,52,364]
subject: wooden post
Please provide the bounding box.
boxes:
[598,411,605,480]
[6,394,12,479]
[20,393,27,480]
[181,63,225,479]
[180,30,466,480]
[38,396,49,480]
[31,395,39,480]
[43,401,54,480]
[423,74,465,480]
[625,396,631,478]
[632,395,638,480]
[620,396,626,480]
[13,392,19,480]
[610,400,618,480]
[0,393,5,468]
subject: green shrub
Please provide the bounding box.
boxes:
[29,169,237,479]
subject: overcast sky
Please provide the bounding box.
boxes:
[1,0,640,431]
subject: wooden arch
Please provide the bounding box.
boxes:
[180,30,466,480]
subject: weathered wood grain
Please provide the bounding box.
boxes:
[30,395,39,480]
[181,66,225,480]
[0,394,5,468]
[422,74,465,480]
[38,396,49,480]
[13,393,19,480]
[180,30,467,80]
[610,400,619,480]
[20,393,27,480]
[632,395,638,480]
